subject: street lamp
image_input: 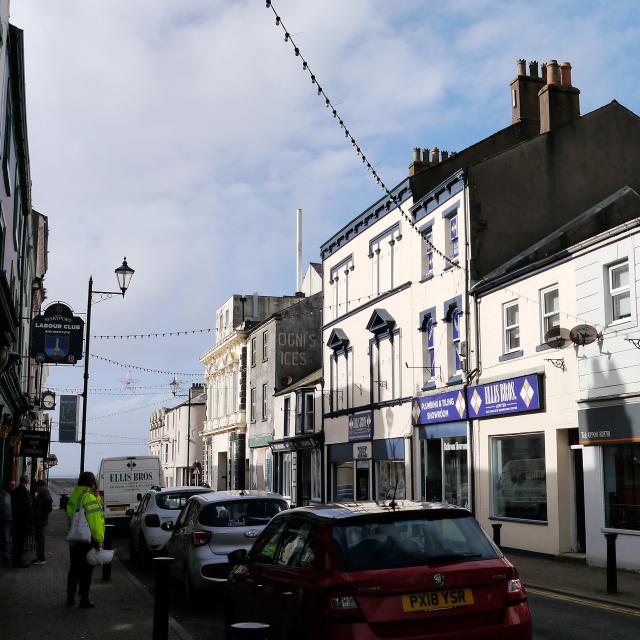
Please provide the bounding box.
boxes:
[79,258,135,473]
[170,376,194,486]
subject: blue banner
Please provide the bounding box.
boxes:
[348,411,373,441]
[412,390,467,426]
[467,374,542,419]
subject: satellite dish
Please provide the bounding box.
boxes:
[569,324,601,346]
[544,327,571,349]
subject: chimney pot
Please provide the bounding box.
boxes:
[413,147,421,162]
[516,58,526,76]
[431,147,440,164]
[541,63,547,81]
[560,62,572,87]
[547,59,560,85]
[529,60,539,78]
[441,150,449,161]
[422,148,430,164]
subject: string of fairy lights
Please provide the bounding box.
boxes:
[264,0,463,274]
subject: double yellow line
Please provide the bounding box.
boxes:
[526,587,640,618]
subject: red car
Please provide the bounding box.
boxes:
[225,501,532,639]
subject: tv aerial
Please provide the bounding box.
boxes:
[544,327,571,349]
[569,324,601,347]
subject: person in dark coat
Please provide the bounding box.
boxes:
[0,480,12,565]
[32,480,52,565]
[11,474,32,568]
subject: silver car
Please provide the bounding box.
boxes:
[165,490,288,601]
[128,486,213,561]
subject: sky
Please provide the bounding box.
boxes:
[10,0,640,477]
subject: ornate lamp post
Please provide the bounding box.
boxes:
[79,258,134,473]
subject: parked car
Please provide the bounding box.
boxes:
[225,501,532,640]
[128,486,213,561]
[165,490,288,601]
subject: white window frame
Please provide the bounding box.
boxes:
[329,348,352,412]
[447,213,459,261]
[329,256,354,320]
[250,387,256,422]
[370,225,401,297]
[262,330,269,361]
[608,260,631,324]
[503,301,520,353]
[540,285,560,339]
[262,383,268,420]
[424,228,434,277]
[303,391,314,433]
[250,337,257,366]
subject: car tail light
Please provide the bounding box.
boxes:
[323,586,364,621]
[144,514,160,528]
[192,530,212,547]
[506,572,527,606]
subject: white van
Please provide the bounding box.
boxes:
[98,456,164,522]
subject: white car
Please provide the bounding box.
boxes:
[128,486,213,561]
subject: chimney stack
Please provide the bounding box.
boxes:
[431,147,440,164]
[510,58,545,125]
[538,58,580,134]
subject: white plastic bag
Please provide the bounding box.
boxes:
[66,494,91,543]
[86,548,115,566]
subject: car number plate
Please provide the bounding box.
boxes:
[401,588,474,612]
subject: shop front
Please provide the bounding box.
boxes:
[412,389,469,508]
[578,401,640,570]
[270,432,323,507]
[328,410,406,502]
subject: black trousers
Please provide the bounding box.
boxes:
[11,524,27,566]
[67,543,94,599]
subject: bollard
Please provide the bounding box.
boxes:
[492,523,502,548]
[605,532,618,594]
[102,525,115,581]
[230,622,270,640]
[59,494,68,510]
[152,557,174,640]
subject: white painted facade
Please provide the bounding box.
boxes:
[574,222,640,570]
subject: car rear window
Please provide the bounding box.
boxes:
[332,513,498,571]
[155,491,208,511]
[199,499,288,527]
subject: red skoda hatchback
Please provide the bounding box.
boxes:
[225,502,532,640]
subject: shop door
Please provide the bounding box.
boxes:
[297,450,312,507]
[573,448,586,552]
[355,460,371,501]
[217,452,228,490]
[442,437,469,509]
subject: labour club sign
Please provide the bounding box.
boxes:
[30,302,84,365]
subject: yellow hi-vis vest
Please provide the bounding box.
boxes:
[66,485,105,544]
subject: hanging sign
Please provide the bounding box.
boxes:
[59,395,80,443]
[19,430,50,458]
[30,302,84,364]
[467,374,543,419]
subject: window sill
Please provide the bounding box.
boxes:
[499,350,523,362]
[489,516,548,526]
[419,274,434,284]
[421,381,437,391]
[446,374,463,385]
[535,343,552,352]
[602,527,640,537]
[443,259,460,272]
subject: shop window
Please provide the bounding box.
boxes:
[335,461,354,502]
[604,443,640,531]
[503,301,520,353]
[283,397,290,437]
[608,261,631,323]
[491,433,547,521]
[329,256,353,319]
[376,460,406,500]
[540,285,559,337]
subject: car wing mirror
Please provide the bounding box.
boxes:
[227,548,248,565]
[161,521,174,532]
[125,508,135,517]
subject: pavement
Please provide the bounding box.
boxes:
[0,509,193,640]
[505,548,640,612]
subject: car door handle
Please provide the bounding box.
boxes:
[254,584,264,591]
[281,591,294,596]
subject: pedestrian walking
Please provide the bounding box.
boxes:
[11,474,32,568]
[0,480,12,565]
[65,471,105,609]
[32,479,52,565]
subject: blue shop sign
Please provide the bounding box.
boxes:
[467,374,543,419]
[348,410,373,441]
[412,390,467,426]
